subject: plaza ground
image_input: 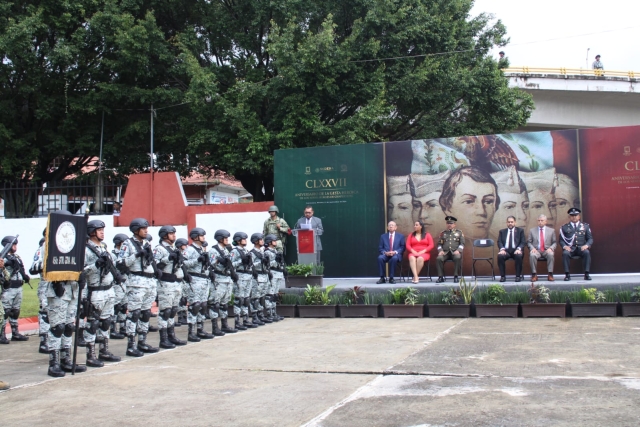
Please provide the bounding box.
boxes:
[1,317,640,426]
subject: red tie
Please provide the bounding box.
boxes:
[389,233,394,251]
[539,228,545,252]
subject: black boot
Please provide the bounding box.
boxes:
[61,347,87,372]
[110,321,125,339]
[85,343,104,368]
[99,337,121,362]
[584,272,592,280]
[211,319,226,337]
[176,311,187,327]
[235,315,247,331]
[252,313,265,326]
[148,323,159,333]
[221,317,237,333]
[259,297,273,323]
[126,335,144,357]
[48,350,65,378]
[39,334,49,353]
[159,328,176,349]
[76,327,87,347]
[564,273,571,281]
[196,322,214,339]
[187,324,201,342]
[10,323,28,341]
[243,314,257,328]
[0,323,9,344]
[168,325,187,346]
[137,332,159,353]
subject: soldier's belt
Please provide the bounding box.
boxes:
[271,267,284,272]
[8,280,23,288]
[130,271,155,278]
[160,272,178,283]
[88,284,113,291]
[190,272,209,279]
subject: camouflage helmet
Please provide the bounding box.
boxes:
[87,220,106,237]
[158,225,177,239]
[250,233,264,244]
[233,231,248,243]
[264,234,278,245]
[214,229,231,242]
[268,205,279,213]
[113,234,129,246]
[175,238,189,249]
[129,218,149,233]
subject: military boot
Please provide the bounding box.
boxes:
[137,332,159,353]
[187,324,201,342]
[176,311,187,327]
[10,323,28,341]
[39,333,49,353]
[47,350,65,378]
[61,347,87,372]
[211,319,225,336]
[99,338,121,362]
[196,321,214,339]
[0,323,9,344]
[148,323,159,333]
[244,313,258,328]
[85,343,104,368]
[167,326,187,346]
[220,317,237,333]
[159,328,175,349]
[126,335,144,357]
[76,327,87,347]
[252,312,265,326]
[234,315,247,331]
[110,321,125,339]
[118,321,127,337]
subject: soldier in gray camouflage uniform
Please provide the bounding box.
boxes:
[118,218,161,357]
[83,220,123,367]
[1,236,30,343]
[182,228,213,341]
[249,233,270,326]
[29,230,50,352]
[153,226,188,348]
[263,205,290,254]
[209,230,238,334]
[0,260,9,344]
[230,232,253,330]
[110,234,129,339]
[263,234,285,322]
[174,238,189,327]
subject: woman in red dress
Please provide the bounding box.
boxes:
[406,221,434,283]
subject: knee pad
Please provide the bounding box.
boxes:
[51,324,64,338]
[161,308,172,321]
[170,306,178,318]
[86,319,99,334]
[220,303,227,311]
[140,309,152,322]
[64,323,75,337]
[243,297,251,307]
[179,296,187,307]
[130,309,141,323]
[114,304,121,315]
[214,302,221,311]
[120,304,128,315]
[189,304,200,316]
[234,297,242,307]
[10,309,20,319]
[100,318,111,331]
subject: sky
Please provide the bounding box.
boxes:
[471,0,640,71]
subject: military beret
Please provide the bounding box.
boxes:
[568,208,581,215]
[445,216,457,224]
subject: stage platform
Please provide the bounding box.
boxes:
[283,273,640,294]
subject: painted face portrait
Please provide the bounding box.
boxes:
[490,166,529,239]
[409,171,449,236]
[555,173,580,212]
[520,168,557,231]
[387,176,413,237]
[439,166,500,240]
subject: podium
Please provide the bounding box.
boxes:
[293,229,317,265]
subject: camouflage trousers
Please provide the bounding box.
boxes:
[177,281,189,315]
[233,273,253,316]
[83,288,115,344]
[251,275,269,312]
[210,276,232,319]
[1,286,22,328]
[186,277,209,325]
[157,281,181,328]
[125,281,155,336]
[37,280,50,335]
[112,282,128,325]
[46,281,79,351]
[265,272,285,311]
[0,299,4,327]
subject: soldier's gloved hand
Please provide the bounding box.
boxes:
[197,254,207,263]
[114,272,125,284]
[224,257,233,268]
[241,253,251,264]
[154,269,163,280]
[275,253,283,263]
[169,251,179,262]
[78,272,87,290]
[95,257,107,269]
[135,251,144,258]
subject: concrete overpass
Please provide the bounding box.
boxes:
[504,67,640,131]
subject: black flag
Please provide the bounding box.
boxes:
[43,211,87,282]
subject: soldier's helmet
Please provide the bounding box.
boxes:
[129,218,149,233]
[1,236,17,247]
[113,234,129,246]
[87,220,106,237]
[214,229,231,242]
[250,233,264,244]
[189,227,206,240]
[175,238,189,249]
[233,232,248,243]
[264,234,278,246]
[158,225,176,239]
[268,205,279,213]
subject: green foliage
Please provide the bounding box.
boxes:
[441,289,461,305]
[458,277,477,304]
[571,288,607,304]
[303,284,337,305]
[312,263,325,276]
[476,284,506,304]
[388,287,419,305]
[527,283,550,304]
[343,286,367,306]
[286,263,314,277]
[631,287,640,302]
[279,293,301,305]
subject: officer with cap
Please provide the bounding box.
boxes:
[1,235,30,343]
[263,206,290,253]
[118,218,161,357]
[264,234,285,321]
[230,232,255,329]
[249,233,270,326]
[436,216,465,283]
[209,230,238,334]
[560,208,593,281]
[83,220,123,367]
[153,226,188,348]
[182,227,213,341]
[29,229,50,353]
[174,238,189,326]
[110,234,130,339]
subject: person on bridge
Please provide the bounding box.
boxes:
[592,55,604,70]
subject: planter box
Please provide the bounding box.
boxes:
[286,275,323,288]
[297,305,336,318]
[428,304,470,318]
[521,303,566,318]
[338,305,379,318]
[474,304,518,318]
[276,304,297,318]
[382,304,424,318]
[570,303,617,317]
[621,302,640,317]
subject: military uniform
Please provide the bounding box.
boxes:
[436,221,465,280]
[263,208,290,253]
[264,245,285,321]
[30,241,50,352]
[111,247,128,338]
[1,238,30,342]
[0,267,10,343]
[182,241,214,340]
[249,243,270,325]
[231,237,255,329]
[209,239,236,334]
[560,208,593,280]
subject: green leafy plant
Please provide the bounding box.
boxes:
[312,263,325,276]
[343,286,367,306]
[458,277,477,304]
[486,284,507,305]
[528,283,550,303]
[441,289,462,305]
[576,288,606,303]
[279,293,301,305]
[388,287,419,305]
[631,287,640,302]
[303,284,336,305]
[286,263,314,277]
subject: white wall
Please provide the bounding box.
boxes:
[195,212,266,241]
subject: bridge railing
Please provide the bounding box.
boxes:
[503,67,637,79]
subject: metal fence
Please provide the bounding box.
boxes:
[0,176,128,218]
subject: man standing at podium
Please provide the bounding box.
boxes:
[295,205,324,266]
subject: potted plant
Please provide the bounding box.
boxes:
[297,284,337,317]
[619,287,640,317]
[276,292,299,318]
[474,284,519,318]
[569,288,617,317]
[338,286,378,318]
[521,283,565,317]
[427,277,474,318]
[285,262,324,288]
[382,286,423,318]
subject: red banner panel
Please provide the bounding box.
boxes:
[297,230,316,254]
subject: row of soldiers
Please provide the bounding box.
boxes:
[1,213,287,378]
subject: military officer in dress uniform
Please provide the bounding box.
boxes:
[263,206,290,253]
[560,208,593,281]
[436,216,465,283]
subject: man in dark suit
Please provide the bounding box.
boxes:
[294,205,324,265]
[376,221,406,284]
[560,207,593,281]
[497,216,526,282]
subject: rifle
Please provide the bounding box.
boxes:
[0,235,18,261]
[211,244,238,282]
[3,235,33,289]
[86,242,125,291]
[129,238,162,280]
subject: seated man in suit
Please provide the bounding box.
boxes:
[497,216,526,282]
[560,207,593,281]
[527,214,557,282]
[376,221,406,284]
